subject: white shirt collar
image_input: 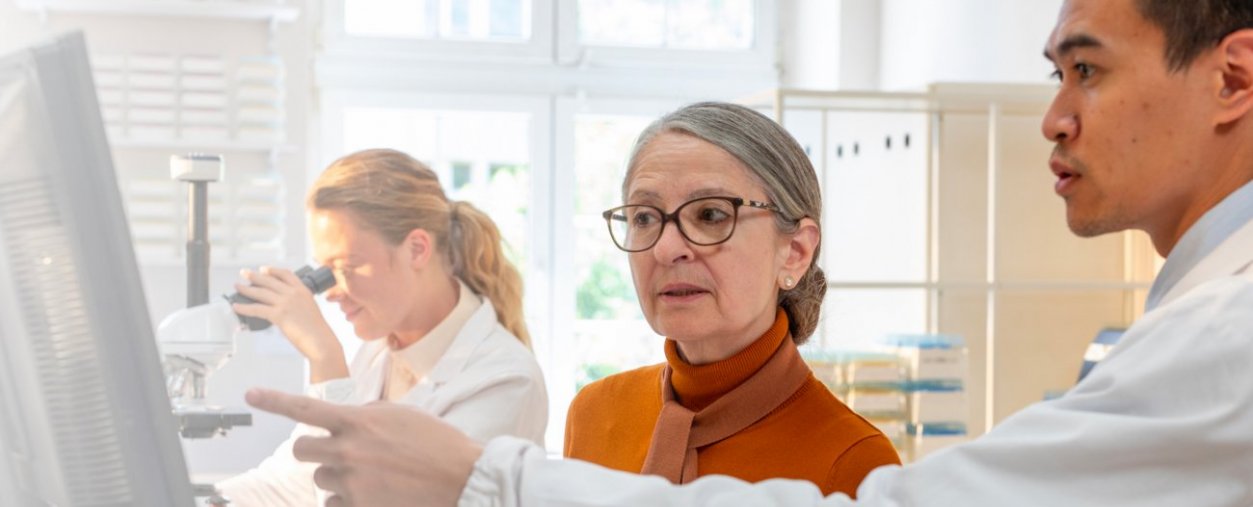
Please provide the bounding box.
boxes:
[384,280,481,398]
[1146,180,1253,312]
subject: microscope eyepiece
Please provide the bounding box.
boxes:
[295,265,336,295]
[227,265,336,331]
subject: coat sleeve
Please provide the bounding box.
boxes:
[459,278,1253,507]
[460,436,858,507]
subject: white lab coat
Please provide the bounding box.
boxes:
[461,217,1253,507]
[220,299,548,507]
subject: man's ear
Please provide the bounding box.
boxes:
[403,228,434,270]
[1215,29,1253,126]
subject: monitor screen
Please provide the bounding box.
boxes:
[0,32,194,505]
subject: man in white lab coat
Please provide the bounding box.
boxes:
[246,0,1253,505]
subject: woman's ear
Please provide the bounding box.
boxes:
[780,217,820,278]
[402,228,434,270]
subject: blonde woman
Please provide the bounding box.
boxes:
[216,149,546,506]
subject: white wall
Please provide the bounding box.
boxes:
[779,0,840,89]
[781,0,1065,91]
[0,2,44,54]
[879,0,1064,90]
[778,0,880,90]
[837,0,881,90]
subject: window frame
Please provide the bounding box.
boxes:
[322,0,556,64]
[323,0,777,72]
[318,0,780,451]
[547,95,691,447]
[555,0,777,71]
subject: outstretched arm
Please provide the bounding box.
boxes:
[246,389,482,507]
[245,389,856,507]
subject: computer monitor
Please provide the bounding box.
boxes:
[0,32,195,505]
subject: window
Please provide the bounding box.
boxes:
[571,113,660,388]
[338,104,534,282]
[326,0,773,72]
[344,0,532,41]
[577,0,754,50]
[528,98,685,447]
[320,2,778,450]
[555,0,773,70]
[451,161,473,190]
[324,0,554,62]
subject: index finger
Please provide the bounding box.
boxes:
[246,388,349,432]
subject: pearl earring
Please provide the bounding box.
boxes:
[784,276,795,288]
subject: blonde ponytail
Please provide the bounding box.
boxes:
[448,201,530,347]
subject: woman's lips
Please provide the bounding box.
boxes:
[658,284,709,303]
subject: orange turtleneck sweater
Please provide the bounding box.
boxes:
[564,310,900,497]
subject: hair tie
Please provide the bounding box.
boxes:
[450,200,465,227]
[448,201,465,272]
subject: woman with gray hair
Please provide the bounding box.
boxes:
[562,102,899,496]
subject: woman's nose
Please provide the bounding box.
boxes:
[324,282,345,302]
[651,221,694,264]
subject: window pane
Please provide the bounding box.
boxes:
[346,0,530,41]
[342,108,437,156]
[572,114,661,389]
[490,0,529,39]
[667,0,753,50]
[346,0,434,38]
[578,0,754,49]
[446,0,472,37]
[578,0,666,47]
[451,161,473,190]
[335,107,533,352]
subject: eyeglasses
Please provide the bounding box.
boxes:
[602,196,786,253]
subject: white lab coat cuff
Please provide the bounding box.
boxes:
[305,378,356,404]
[458,436,538,507]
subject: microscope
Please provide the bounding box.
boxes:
[158,267,334,437]
[155,154,334,506]
[155,154,334,438]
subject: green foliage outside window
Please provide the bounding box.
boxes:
[576,362,623,391]
[576,258,632,319]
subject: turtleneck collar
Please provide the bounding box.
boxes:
[664,308,790,412]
